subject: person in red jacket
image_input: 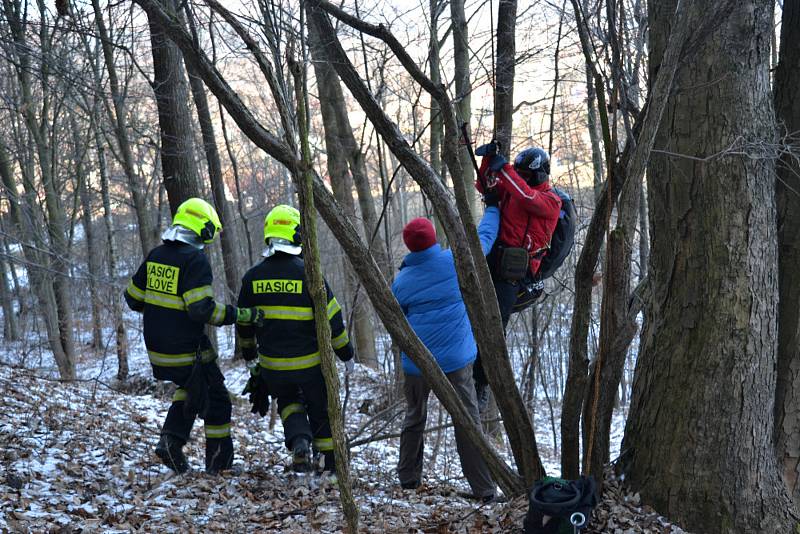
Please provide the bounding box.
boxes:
[473,142,562,406]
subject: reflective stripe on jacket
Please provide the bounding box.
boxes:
[236,252,353,376]
[123,241,237,368]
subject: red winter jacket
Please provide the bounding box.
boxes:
[476,156,562,275]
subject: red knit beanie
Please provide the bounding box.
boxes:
[402,218,437,252]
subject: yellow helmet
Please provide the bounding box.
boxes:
[263,205,302,245]
[172,198,222,244]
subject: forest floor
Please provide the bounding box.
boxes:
[0,325,687,532]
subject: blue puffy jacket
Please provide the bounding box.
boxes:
[392,207,500,376]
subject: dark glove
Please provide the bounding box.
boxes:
[488,154,507,171]
[483,189,500,207]
[237,307,265,328]
[242,364,270,417]
[475,140,500,157]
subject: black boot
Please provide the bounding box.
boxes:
[155,434,189,474]
[205,437,234,475]
[291,437,312,472]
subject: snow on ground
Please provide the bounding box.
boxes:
[0,315,684,532]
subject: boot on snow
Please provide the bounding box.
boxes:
[205,437,234,475]
[155,434,189,474]
[291,437,312,472]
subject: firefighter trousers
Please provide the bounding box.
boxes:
[159,361,233,472]
[264,366,334,463]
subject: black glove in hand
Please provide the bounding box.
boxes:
[483,189,500,207]
[475,140,501,157]
[242,366,270,417]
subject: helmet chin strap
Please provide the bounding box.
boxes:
[162,225,205,249]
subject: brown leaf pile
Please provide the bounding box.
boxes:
[0,365,686,533]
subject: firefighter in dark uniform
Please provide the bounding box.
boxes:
[124,198,263,474]
[236,205,355,478]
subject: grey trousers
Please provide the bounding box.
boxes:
[398,363,496,497]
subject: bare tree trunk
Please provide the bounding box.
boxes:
[308,2,546,485]
[91,0,156,255]
[450,0,476,213]
[621,0,797,531]
[148,0,200,211]
[493,0,517,155]
[560,0,692,479]
[0,250,18,341]
[637,182,649,280]
[73,114,103,351]
[93,101,129,382]
[429,0,446,240]
[774,0,800,508]
[309,22,378,369]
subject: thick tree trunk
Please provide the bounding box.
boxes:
[92,0,156,255]
[774,0,800,508]
[133,0,526,495]
[309,23,378,369]
[621,0,797,531]
[148,0,200,212]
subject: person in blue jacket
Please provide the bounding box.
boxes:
[392,201,500,502]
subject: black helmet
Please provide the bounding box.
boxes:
[514,147,550,186]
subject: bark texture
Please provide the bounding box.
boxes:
[775,0,800,507]
[449,0,476,212]
[621,0,798,531]
[493,0,517,156]
[148,0,200,211]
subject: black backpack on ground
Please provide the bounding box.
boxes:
[524,476,598,534]
[512,187,577,314]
